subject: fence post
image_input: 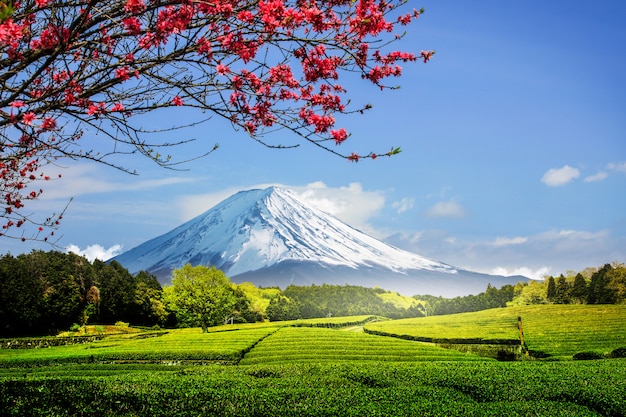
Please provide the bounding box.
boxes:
[518,316,529,356]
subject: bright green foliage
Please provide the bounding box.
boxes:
[1,311,626,414]
[606,266,626,302]
[266,294,302,321]
[234,282,281,320]
[0,361,624,416]
[509,280,549,306]
[364,305,626,359]
[0,327,277,365]
[164,265,238,332]
[239,326,487,365]
[365,308,520,342]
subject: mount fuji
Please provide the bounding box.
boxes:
[110,186,527,297]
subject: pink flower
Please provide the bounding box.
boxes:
[331,128,348,144]
[216,63,229,75]
[22,112,36,125]
[41,117,57,131]
[124,0,146,14]
[10,101,25,108]
[172,96,184,106]
[420,50,434,63]
[122,17,142,35]
[115,66,131,81]
[87,102,105,116]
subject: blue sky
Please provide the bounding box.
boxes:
[3,1,625,280]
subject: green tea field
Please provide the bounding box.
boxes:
[364,305,626,359]
[1,307,625,416]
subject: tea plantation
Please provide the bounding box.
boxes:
[1,308,625,416]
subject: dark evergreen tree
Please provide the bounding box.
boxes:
[588,264,615,304]
[132,271,168,326]
[0,254,45,336]
[93,260,137,323]
[553,275,571,304]
[571,273,588,303]
[546,276,556,302]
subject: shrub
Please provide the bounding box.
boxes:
[572,351,604,360]
[115,321,130,328]
[69,323,81,332]
[609,347,626,358]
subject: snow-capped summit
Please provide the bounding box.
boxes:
[111,186,526,296]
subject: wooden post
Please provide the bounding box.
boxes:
[518,316,528,356]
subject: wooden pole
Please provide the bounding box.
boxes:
[518,316,528,356]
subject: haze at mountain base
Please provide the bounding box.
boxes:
[111,187,528,297]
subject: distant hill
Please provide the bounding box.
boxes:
[111,186,528,297]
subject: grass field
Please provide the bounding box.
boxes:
[364,305,626,359]
[1,307,626,415]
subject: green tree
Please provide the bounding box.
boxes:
[546,276,556,302]
[230,286,261,324]
[0,254,44,336]
[571,273,588,304]
[266,295,301,322]
[133,271,168,326]
[509,281,548,306]
[163,265,237,332]
[554,275,571,304]
[606,263,626,304]
[93,260,136,323]
[588,264,614,304]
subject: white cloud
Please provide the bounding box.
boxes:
[386,227,620,281]
[493,236,528,246]
[293,182,385,233]
[489,266,551,281]
[536,229,609,242]
[584,171,609,183]
[541,165,580,186]
[40,164,195,200]
[392,197,414,214]
[66,243,123,262]
[608,161,626,173]
[581,161,626,183]
[424,201,465,218]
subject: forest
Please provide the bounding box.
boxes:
[0,250,624,337]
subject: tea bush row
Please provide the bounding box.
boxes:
[365,305,626,359]
[239,327,488,365]
[0,328,277,367]
[1,361,624,416]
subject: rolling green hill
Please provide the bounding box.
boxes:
[364,305,626,359]
[1,309,626,415]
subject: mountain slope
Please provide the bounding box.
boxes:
[111,187,527,296]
